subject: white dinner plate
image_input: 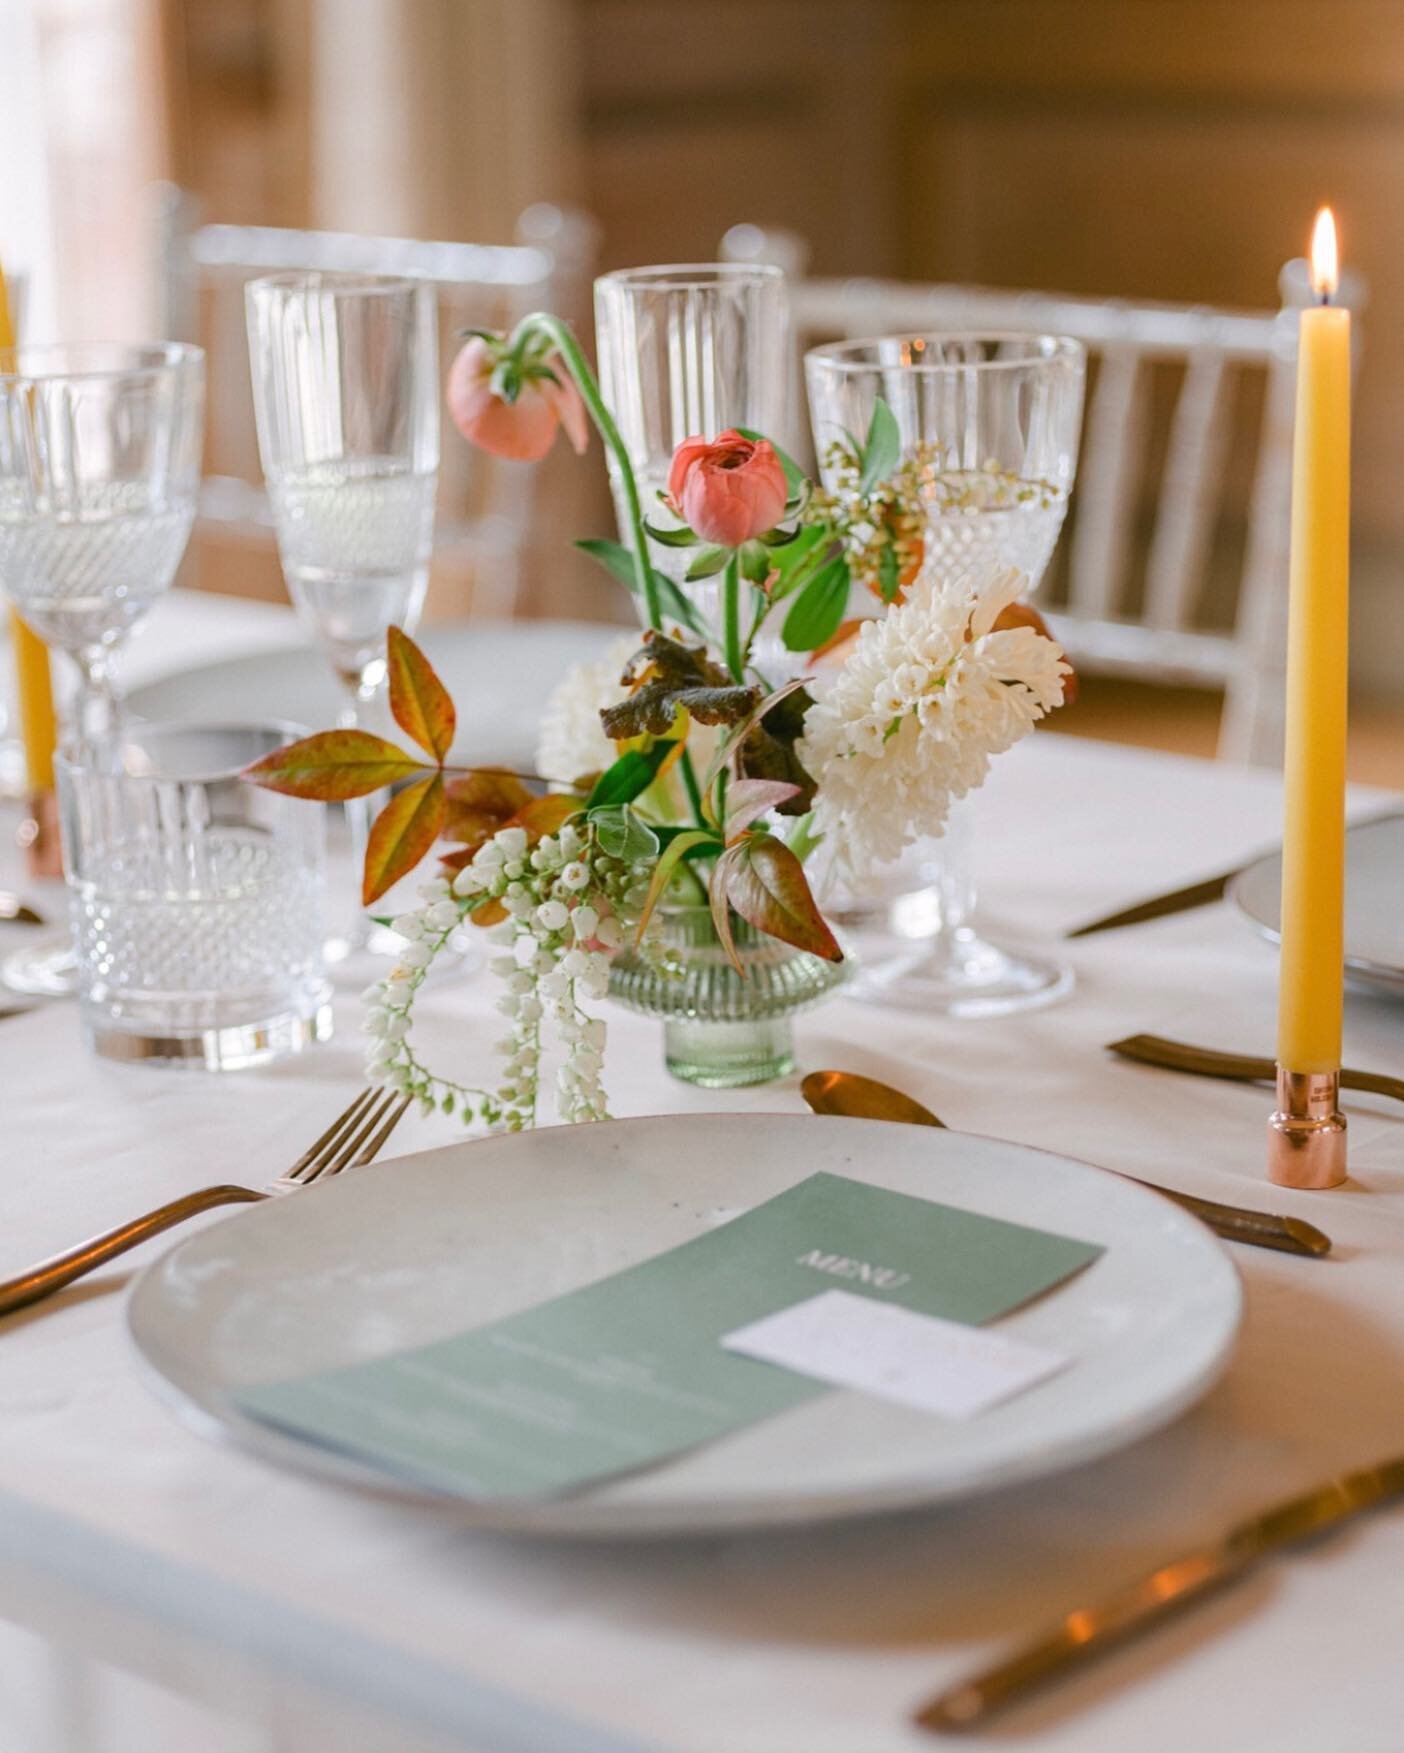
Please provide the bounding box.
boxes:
[127,619,625,770]
[128,1114,1241,1537]
[1231,814,1404,996]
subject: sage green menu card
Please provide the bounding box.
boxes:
[236,1172,1101,1500]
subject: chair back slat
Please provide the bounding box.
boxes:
[1066,346,1147,623]
[1142,346,1232,634]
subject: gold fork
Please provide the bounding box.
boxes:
[0,1087,411,1320]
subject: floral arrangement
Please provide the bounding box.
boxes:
[247,310,1071,1128]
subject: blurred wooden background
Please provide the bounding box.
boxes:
[24,0,1404,767]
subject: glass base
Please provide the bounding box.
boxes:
[1,937,77,998]
[663,1015,795,1088]
[849,927,1073,1018]
[82,994,334,1070]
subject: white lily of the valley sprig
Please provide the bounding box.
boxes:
[362,818,650,1130]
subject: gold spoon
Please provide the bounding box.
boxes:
[800,1069,1332,1259]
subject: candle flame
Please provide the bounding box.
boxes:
[1310,207,1339,302]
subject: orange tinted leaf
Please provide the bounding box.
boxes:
[723,833,842,962]
[443,767,534,844]
[362,774,445,905]
[244,730,429,800]
[513,793,581,840]
[387,625,456,761]
[470,896,508,928]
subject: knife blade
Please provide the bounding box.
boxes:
[1110,1034,1404,1106]
[916,1456,1404,1733]
[1065,871,1235,939]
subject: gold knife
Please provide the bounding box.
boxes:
[1110,1034,1404,1106]
[916,1456,1404,1733]
[1065,871,1236,938]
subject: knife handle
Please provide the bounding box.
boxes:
[1151,1187,1332,1258]
[915,1544,1250,1733]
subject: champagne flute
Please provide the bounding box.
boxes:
[246,274,439,952]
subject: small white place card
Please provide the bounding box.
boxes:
[721,1289,1070,1420]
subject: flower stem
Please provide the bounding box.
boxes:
[512,312,663,634]
[722,552,744,682]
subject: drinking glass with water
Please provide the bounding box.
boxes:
[58,722,331,1069]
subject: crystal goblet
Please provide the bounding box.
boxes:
[804,333,1086,1015]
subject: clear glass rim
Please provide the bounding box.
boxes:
[805,333,1086,375]
[56,719,312,785]
[245,271,432,302]
[596,262,786,294]
[0,341,204,386]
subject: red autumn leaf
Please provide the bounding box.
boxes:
[387,625,457,762]
[362,774,446,904]
[722,833,842,962]
[443,767,534,844]
[244,729,430,801]
[708,846,746,977]
[724,778,801,843]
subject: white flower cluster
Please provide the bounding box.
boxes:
[797,566,1068,887]
[534,635,635,786]
[362,818,651,1130]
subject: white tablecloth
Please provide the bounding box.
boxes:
[4,595,1404,1753]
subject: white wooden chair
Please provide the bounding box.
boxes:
[155,187,599,620]
[719,226,1366,765]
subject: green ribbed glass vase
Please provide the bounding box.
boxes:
[608,905,847,1088]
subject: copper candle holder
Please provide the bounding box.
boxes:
[1267,1066,1347,1189]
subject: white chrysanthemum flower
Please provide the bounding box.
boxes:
[798,567,1067,887]
[535,635,636,786]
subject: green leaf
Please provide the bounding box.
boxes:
[858,398,901,494]
[574,538,707,638]
[877,539,901,603]
[781,557,851,652]
[642,520,699,548]
[243,730,431,801]
[685,544,729,581]
[738,540,772,584]
[735,427,806,496]
[589,803,660,863]
[723,833,843,961]
[585,741,679,811]
[386,625,456,762]
[362,774,446,905]
[631,828,717,941]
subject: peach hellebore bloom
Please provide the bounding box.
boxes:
[446,337,588,463]
[667,429,788,548]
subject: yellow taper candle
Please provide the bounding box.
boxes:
[0,260,59,792]
[1269,207,1350,1188]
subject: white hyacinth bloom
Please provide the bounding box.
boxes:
[798,567,1067,888]
[534,635,636,786]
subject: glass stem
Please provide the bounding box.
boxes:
[72,646,123,766]
[339,662,388,944]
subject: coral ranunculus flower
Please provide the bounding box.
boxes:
[667,429,788,548]
[446,336,589,463]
